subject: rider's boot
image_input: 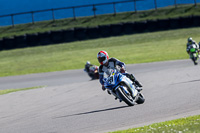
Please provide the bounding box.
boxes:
[129,74,143,87]
[135,80,143,87]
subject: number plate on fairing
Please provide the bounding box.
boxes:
[107,75,115,85]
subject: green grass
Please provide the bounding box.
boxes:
[0,4,200,39]
[0,26,199,77]
[110,114,200,133]
[0,86,43,95]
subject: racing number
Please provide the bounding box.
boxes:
[108,76,114,84]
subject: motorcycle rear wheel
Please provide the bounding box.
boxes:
[136,93,145,104]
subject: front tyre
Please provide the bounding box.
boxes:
[191,53,198,65]
[192,57,198,65]
[115,87,135,106]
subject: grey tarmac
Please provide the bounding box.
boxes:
[0,59,200,133]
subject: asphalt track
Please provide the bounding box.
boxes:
[1,59,200,133]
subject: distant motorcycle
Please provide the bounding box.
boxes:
[84,65,99,79]
[187,44,199,65]
[103,68,145,106]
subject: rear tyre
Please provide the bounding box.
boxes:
[136,93,145,104]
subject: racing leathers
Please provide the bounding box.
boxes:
[186,41,199,54]
[84,63,94,79]
[85,63,93,73]
[98,57,142,91]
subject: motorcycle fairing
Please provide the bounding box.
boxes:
[104,70,138,97]
[119,75,138,97]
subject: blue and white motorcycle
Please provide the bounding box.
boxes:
[103,68,145,106]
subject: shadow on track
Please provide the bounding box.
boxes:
[171,79,200,85]
[54,105,129,119]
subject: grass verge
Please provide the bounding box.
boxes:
[110,114,200,133]
[0,27,199,77]
[0,86,44,95]
[0,4,200,39]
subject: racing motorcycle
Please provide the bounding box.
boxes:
[187,44,199,65]
[103,68,145,106]
[84,65,99,79]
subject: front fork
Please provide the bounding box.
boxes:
[114,85,138,99]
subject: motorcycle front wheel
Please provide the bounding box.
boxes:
[115,86,135,106]
[191,53,198,65]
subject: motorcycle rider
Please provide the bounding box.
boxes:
[97,50,142,91]
[84,61,95,79]
[84,61,92,72]
[186,37,199,54]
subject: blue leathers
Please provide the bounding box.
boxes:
[98,58,125,85]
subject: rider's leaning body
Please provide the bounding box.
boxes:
[186,37,199,54]
[84,61,95,79]
[97,50,142,91]
[98,57,125,85]
[84,61,93,73]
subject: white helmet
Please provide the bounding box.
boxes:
[97,50,109,65]
[188,37,193,43]
[86,61,90,65]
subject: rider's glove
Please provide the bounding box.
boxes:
[120,67,126,74]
